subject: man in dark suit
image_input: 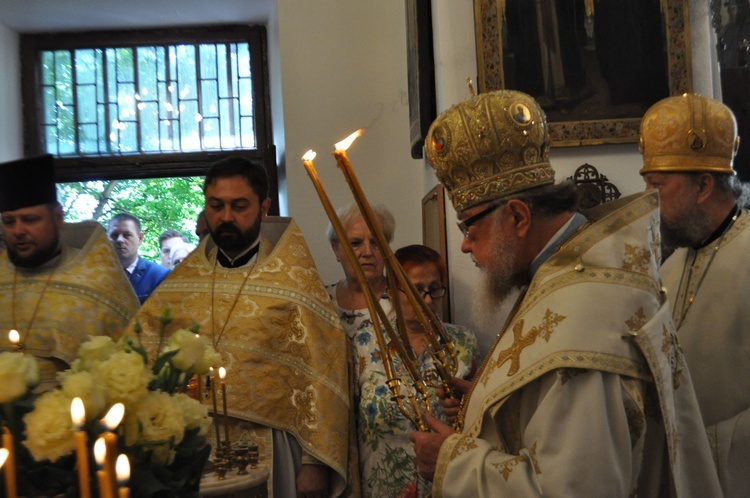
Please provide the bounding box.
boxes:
[108,212,169,304]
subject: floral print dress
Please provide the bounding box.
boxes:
[326,281,393,339]
[353,322,478,498]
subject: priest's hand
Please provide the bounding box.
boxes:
[409,413,456,481]
[436,376,472,423]
[297,464,329,498]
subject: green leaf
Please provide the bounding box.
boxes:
[152,349,180,376]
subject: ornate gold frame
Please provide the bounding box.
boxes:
[473,0,693,147]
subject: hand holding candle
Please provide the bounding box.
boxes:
[71,397,92,498]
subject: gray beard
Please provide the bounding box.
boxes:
[471,227,519,328]
[660,206,713,252]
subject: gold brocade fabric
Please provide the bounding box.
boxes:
[128,218,350,494]
[0,221,139,377]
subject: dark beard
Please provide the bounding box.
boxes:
[209,216,262,255]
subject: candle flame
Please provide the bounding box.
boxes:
[302,150,317,161]
[334,129,364,151]
[0,447,8,469]
[71,397,85,427]
[93,437,106,466]
[219,366,227,380]
[102,402,125,430]
[116,454,130,484]
[8,330,19,344]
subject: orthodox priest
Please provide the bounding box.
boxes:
[127,157,350,498]
[640,93,750,498]
[409,90,721,497]
[0,155,139,391]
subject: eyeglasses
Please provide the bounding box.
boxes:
[456,202,505,237]
[400,286,447,300]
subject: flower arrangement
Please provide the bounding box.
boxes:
[0,308,222,497]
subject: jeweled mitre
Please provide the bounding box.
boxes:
[425,90,555,212]
[640,93,740,175]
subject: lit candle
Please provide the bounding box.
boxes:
[116,454,130,498]
[101,403,124,498]
[332,130,440,382]
[210,368,222,455]
[219,367,231,455]
[94,437,113,498]
[71,397,92,498]
[8,330,20,353]
[2,427,16,498]
[302,148,396,381]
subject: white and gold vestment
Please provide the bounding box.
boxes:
[661,208,750,498]
[434,192,721,498]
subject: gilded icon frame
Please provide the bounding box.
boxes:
[473,0,693,147]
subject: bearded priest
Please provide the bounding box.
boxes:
[126,157,352,498]
[409,90,722,498]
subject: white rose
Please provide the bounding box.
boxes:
[0,352,39,403]
[164,329,208,372]
[58,370,107,420]
[93,351,152,406]
[71,336,118,372]
[125,391,185,465]
[193,346,222,375]
[22,390,76,462]
[172,392,210,436]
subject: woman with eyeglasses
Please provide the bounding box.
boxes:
[353,244,478,498]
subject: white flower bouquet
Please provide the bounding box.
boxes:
[0,307,222,497]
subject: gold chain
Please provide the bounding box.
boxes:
[210,253,255,350]
[12,264,58,347]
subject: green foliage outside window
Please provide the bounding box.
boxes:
[57,177,205,262]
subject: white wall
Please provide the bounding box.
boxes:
[0,23,21,162]
[274,0,423,285]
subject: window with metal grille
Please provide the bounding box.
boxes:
[21,25,276,193]
[42,42,255,155]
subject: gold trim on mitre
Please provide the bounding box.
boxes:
[425,90,555,212]
[640,93,740,175]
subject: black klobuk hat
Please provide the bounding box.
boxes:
[0,155,57,212]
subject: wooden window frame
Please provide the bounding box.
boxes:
[20,24,276,208]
